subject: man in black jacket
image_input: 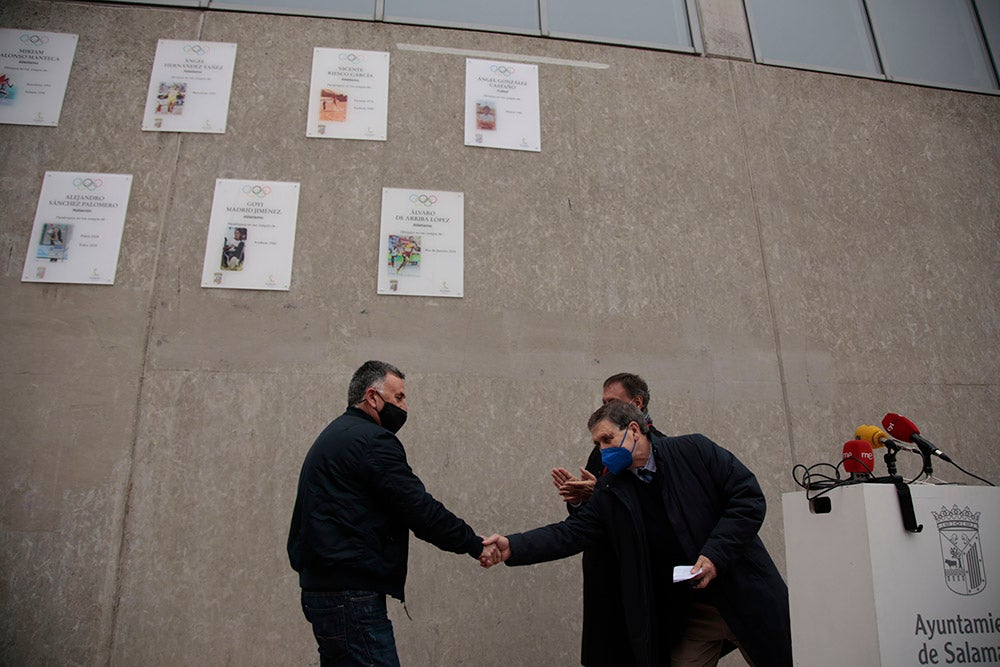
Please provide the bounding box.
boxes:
[288,360,496,666]
[550,373,666,666]
[484,400,792,667]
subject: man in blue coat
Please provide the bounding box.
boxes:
[484,400,792,666]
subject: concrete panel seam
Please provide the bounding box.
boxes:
[104,15,201,662]
[727,60,797,464]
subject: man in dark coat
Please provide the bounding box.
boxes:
[484,401,792,667]
[550,373,668,666]
[551,372,665,504]
[288,360,498,666]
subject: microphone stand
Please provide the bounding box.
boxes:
[880,442,923,533]
[914,442,936,483]
[883,443,900,477]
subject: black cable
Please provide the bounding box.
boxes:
[791,460,868,502]
[945,459,996,486]
[796,454,995,488]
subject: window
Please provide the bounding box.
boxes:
[209,0,375,19]
[745,0,999,93]
[382,0,541,35]
[977,0,1000,70]
[745,0,881,77]
[867,0,998,91]
[545,0,698,52]
[110,0,202,6]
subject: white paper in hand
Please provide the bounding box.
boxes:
[673,565,703,583]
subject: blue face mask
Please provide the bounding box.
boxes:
[601,427,636,475]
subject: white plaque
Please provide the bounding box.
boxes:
[306,48,390,141]
[377,188,463,298]
[201,179,300,291]
[464,58,540,152]
[21,171,133,285]
[142,39,237,134]
[0,29,78,126]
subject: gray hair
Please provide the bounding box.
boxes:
[348,360,405,406]
[587,400,650,435]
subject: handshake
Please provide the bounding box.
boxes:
[478,534,510,568]
[477,466,599,569]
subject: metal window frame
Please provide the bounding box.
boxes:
[686,0,704,54]
[79,0,705,57]
[864,0,999,92]
[743,0,1000,95]
[541,0,700,54]
[972,0,1000,85]
[381,1,543,37]
[743,0,885,79]
[85,0,205,7]
[206,0,377,20]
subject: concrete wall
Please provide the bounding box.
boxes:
[1,1,997,664]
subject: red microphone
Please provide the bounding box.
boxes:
[881,413,953,462]
[881,413,918,441]
[842,439,875,478]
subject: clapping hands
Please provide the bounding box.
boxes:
[551,467,597,504]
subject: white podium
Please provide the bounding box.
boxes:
[783,484,1000,666]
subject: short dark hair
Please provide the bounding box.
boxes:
[588,400,650,435]
[603,373,651,410]
[348,360,405,406]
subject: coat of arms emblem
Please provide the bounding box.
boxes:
[932,505,987,596]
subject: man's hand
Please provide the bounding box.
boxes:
[479,534,511,568]
[690,555,717,589]
[551,467,597,504]
[479,542,501,568]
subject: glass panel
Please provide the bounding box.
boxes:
[383,0,540,34]
[867,0,998,90]
[89,0,202,7]
[745,0,882,76]
[208,0,376,19]
[973,0,1000,79]
[546,0,693,51]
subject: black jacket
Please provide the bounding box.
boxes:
[574,445,632,666]
[287,407,483,600]
[511,433,792,667]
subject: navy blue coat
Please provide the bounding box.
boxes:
[509,433,792,666]
[287,407,484,600]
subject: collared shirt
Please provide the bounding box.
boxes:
[633,447,657,483]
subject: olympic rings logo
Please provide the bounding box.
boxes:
[339,52,364,64]
[490,64,515,76]
[20,34,49,45]
[242,184,271,198]
[183,44,210,56]
[73,178,104,191]
[409,194,438,206]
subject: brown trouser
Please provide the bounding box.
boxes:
[670,602,755,667]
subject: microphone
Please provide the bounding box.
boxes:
[881,413,953,463]
[853,424,920,455]
[842,439,875,478]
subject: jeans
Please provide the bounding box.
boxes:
[301,590,401,667]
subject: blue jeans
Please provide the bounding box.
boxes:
[301,590,400,667]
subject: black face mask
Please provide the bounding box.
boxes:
[377,398,408,434]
